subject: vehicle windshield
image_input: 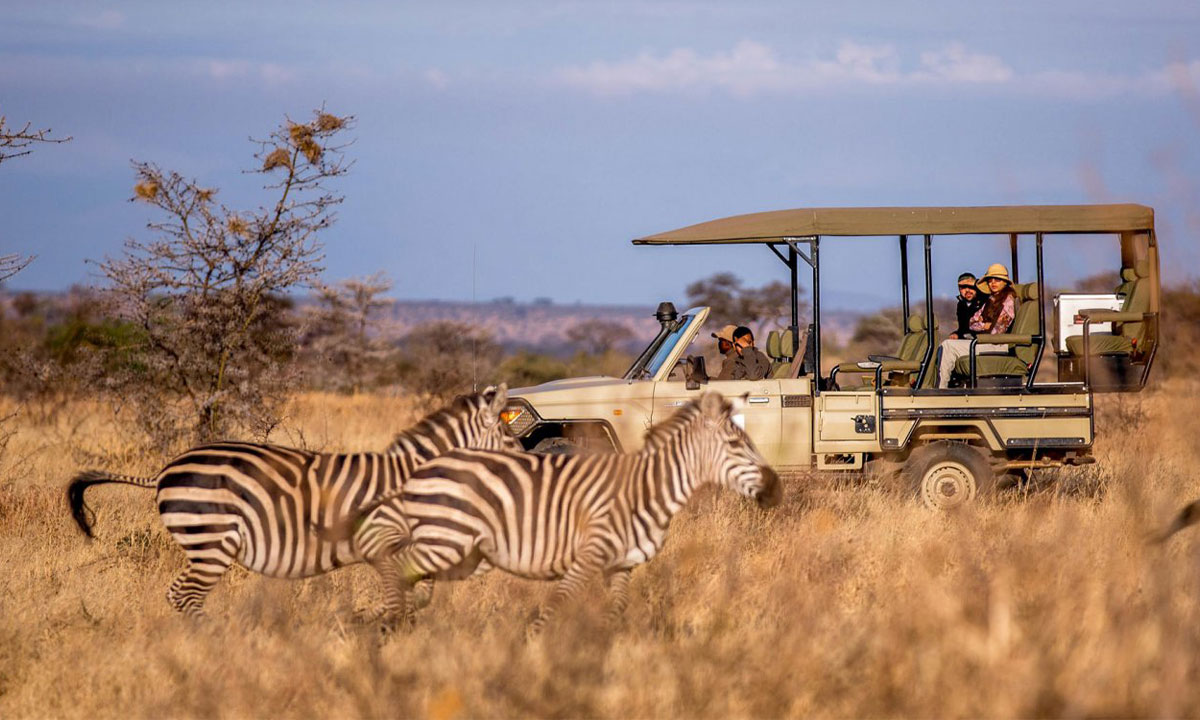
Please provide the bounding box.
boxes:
[624,307,707,380]
[645,314,695,377]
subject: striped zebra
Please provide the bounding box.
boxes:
[334,391,782,633]
[67,384,520,618]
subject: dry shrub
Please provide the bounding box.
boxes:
[4,385,1200,717]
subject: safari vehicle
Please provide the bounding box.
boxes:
[500,205,1162,508]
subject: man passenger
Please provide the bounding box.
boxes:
[935,264,1019,388]
[714,324,770,381]
[948,272,985,340]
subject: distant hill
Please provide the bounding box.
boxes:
[381,299,863,355]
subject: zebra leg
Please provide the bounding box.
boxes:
[165,557,234,619]
[605,568,632,625]
[528,543,610,636]
[411,577,435,609]
[367,553,422,632]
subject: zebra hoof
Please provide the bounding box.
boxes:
[351,606,384,625]
[379,614,415,636]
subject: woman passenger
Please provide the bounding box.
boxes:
[936,263,1019,388]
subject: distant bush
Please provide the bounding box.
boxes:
[394,321,500,400]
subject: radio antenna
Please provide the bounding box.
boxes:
[471,242,478,392]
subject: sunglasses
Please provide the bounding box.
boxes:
[958,284,976,291]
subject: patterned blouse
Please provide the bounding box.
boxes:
[969,294,1018,334]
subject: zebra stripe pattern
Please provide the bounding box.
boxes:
[345,391,781,632]
[67,384,519,618]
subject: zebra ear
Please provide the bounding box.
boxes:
[699,392,726,423]
[486,383,509,414]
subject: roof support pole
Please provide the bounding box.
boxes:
[900,235,910,325]
[1010,233,1020,283]
[790,244,800,356]
[915,234,935,389]
[1026,232,1047,390]
[812,238,821,390]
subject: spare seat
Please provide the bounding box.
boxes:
[833,314,935,389]
[1063,261,1150,357]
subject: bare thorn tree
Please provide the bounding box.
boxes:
[98,109,354,445]
[0,254,34,284]
[310,272,394,393]
[0,115,71,165]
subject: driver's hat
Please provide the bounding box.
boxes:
[711,324,738,343]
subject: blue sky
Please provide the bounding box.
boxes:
[2,1,1199,309]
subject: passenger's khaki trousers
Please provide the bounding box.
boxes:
[937,339,1005,388]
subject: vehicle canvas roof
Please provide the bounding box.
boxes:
[633,204,1155,245]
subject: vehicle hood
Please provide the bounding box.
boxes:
[509,376,653,419]
[511,376,628,396]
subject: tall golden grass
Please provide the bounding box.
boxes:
[2,384,1200,718]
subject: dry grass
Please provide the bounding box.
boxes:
[3,384,1200,718]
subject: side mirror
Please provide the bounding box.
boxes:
[684,355,709,390]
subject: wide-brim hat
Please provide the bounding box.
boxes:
[711,324,737,342]
[976,263,1012,293]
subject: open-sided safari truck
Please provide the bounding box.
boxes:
[500,205,1162,508]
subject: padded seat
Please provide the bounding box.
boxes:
[834,315,934,388]
[1064,332,1133,356]
[1063,262,1150,357]
[764,329,797,378]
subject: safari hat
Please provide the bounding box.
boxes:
[711,324,737,343]
[976,263,1012,293]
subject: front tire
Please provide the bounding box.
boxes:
[903,442,996,510]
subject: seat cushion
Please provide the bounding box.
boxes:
[1065,332,1133,356]
[954,353,1029,377]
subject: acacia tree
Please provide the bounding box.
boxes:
[0,116,69,285]
[98,109,353,445]
[565,318,633,356]
[0,115,70,166]
[686,273,807,334]
[309,272,394,393]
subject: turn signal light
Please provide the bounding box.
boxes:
[499,408,524,425]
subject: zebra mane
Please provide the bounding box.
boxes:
[640,400,705,452]
[388,392,482,450]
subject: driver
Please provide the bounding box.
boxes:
[714,325,770,380]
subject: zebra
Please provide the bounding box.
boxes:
[67,384,520,618]
[331,391,782,633]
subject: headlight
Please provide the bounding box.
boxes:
[500,401,537,436]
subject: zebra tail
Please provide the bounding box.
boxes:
[1150,498,1200,545]
[67,470,157,539]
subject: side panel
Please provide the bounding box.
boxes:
[814,391,882,454]
[879,390,1094,451]
[776,377,814,469]
[653,379,783,461]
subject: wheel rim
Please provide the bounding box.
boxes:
[919,460,978,510]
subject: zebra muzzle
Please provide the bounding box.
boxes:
[756,466,783,509]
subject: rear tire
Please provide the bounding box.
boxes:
[903,442,996,510]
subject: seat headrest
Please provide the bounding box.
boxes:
[766,330,781,358]
[1134,259,1150,278]
[1120,267,1138,282]
[906,314,926,333]
[779,329,794,356]
[1015,282,1039,302]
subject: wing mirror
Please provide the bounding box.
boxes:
[684,355,709,390]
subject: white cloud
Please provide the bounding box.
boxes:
[73,10,125,31]
[424,68,450,90]
[915,42,1013,84]
[204,59,295,85]
[554,40,1194,100]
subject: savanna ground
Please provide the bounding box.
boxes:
[2,384,1200,719]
